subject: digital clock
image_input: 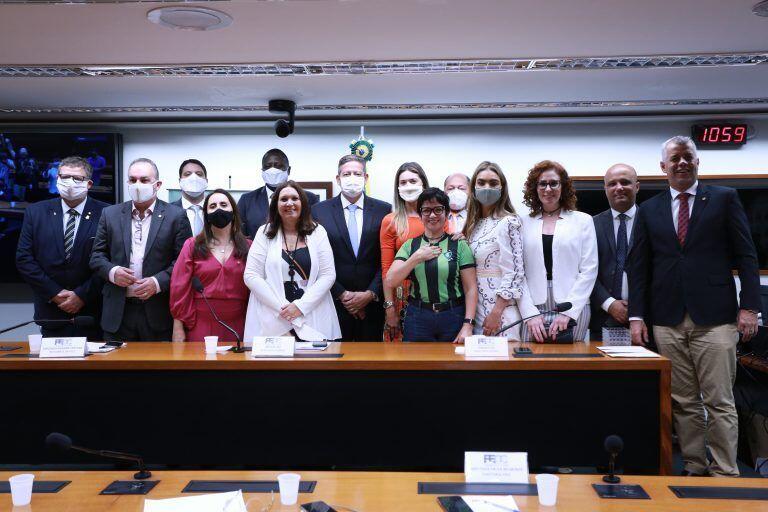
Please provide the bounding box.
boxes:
[691,123,748,148]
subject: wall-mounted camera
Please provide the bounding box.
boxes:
[268,99,295,138]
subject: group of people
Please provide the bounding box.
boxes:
[16,135,762,477]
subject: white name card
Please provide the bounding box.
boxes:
[465,451,529,483]
[39,337,88,358]
[251,336,295,358]
[464,336,509,357]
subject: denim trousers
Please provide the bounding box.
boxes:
[402,302,464,342]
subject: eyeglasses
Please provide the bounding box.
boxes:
[537,180,561,190]
[58,174,88,183]
[419,206,446,217]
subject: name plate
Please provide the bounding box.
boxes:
[464,336,509,357]
[465,451,529,483]
[251,336,295,358]
[39,337,88,358]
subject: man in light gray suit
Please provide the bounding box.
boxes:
[90,158,191,341]
[589,163,640,341]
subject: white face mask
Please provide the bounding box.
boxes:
[57,177,89,202]
[398,184,423,202]
[262,166,289,188]
[447,189,468,211]
[128,181,157,204]
[340,175,365,196]
[179,174,207,197]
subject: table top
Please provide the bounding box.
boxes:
[740,353,768,374]
[0,341,670,371]
[0,470,765,512]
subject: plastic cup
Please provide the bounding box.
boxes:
[536,473,559,506]
[28,334,43,354]
[204,336,218,354]
[277,473,301,505]
[9,473,34,506]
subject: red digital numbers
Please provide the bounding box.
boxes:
[694,124,748,146]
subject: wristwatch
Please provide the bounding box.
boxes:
[383,300,395,310]
[463,318,476,326]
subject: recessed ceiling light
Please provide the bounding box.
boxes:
[754,1,768,16]
[147,6,233,31]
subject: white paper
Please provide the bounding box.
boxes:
[39,337,87,358]
[144,490,246,512]
[251,336,295,358]
[597,346,660,358]
[465,452,529,483]
[295,341,330,351]
[462,496,520,512]
[86,342,117,353]
[464,336,509,358]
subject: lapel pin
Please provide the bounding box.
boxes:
[53,211,57,216]
[158,214,163,218]
[702,197,707,201]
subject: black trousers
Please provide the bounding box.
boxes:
[103,301,172,342]
[335,301,384,342]
[40,322,102,341]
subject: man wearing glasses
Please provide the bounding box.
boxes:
[91,158,191,341]
[237,149,319,238]
[17,156,108,339]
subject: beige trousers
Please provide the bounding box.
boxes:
[654,315,739,477]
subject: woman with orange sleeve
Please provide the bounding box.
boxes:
[380,162,430,341]
[170,189,251,343]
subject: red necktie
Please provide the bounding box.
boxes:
[677,193,690,246]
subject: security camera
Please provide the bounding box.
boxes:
[268,99,295,138]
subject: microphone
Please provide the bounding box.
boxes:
[191,276,245,352]
[0,316,95,335]
[602,434,624,484]
[495,302,572,336]
[46,432,151,480]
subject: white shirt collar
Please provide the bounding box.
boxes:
[449,209,466,219]
[610,204,637,220]
[340,193,365,210]
[61,198,87,216]
[670,180,698,200]
[181,195,203,210]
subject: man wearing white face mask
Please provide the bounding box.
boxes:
[237,148,320,238]
[90,157,192,341]
[444,173,470,234]
[312,155,391,341]
[172,158,208,236]
[16,156,109,339]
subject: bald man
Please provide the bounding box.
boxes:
[589,164,640,341]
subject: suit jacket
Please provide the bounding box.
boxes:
[628,184,761,327]
[16,196,108,326]
[589,207,638,334]
[89,199,192,333]
[238,185,320,238]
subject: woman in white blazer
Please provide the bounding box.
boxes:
[518,161,598,342]
[243,181,341,342]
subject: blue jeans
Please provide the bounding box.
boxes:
[402,303,465,342]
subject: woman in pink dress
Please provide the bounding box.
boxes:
[170,188,251,342]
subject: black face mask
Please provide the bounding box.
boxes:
[207,208,234,229]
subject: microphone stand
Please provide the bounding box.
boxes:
[72,445,152,480]
[192,278,245,352]
[603,451,621,484]
[0,318,82,336]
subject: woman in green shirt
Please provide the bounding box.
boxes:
[384,188,478,343]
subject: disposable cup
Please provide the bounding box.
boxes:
[28,334,43,354]
[204,336,218,354]
[536,473,559,506]
[9,473,34,506]
[277,473,301,505]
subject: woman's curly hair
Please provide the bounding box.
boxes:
[522,160,577,216]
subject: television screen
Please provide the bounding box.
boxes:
[0,132,121,282]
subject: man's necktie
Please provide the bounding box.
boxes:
[191,205,203,236]
[677,193,690,246]
[347,204,359,257]
[64,209,78,260]
[612,213,628,298]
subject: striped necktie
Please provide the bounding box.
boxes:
[64,208,78,260]
[677,193,690,246]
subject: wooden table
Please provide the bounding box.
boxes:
[0,342,671,474]
[1,470,765,512]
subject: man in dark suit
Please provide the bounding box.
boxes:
[172,158,208,237]
[312,155,391,341]
[589,163,639,341]
[629,136,761,477]
[237,148,319,237]
[16,156,108,339]
[90,157,191,341]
